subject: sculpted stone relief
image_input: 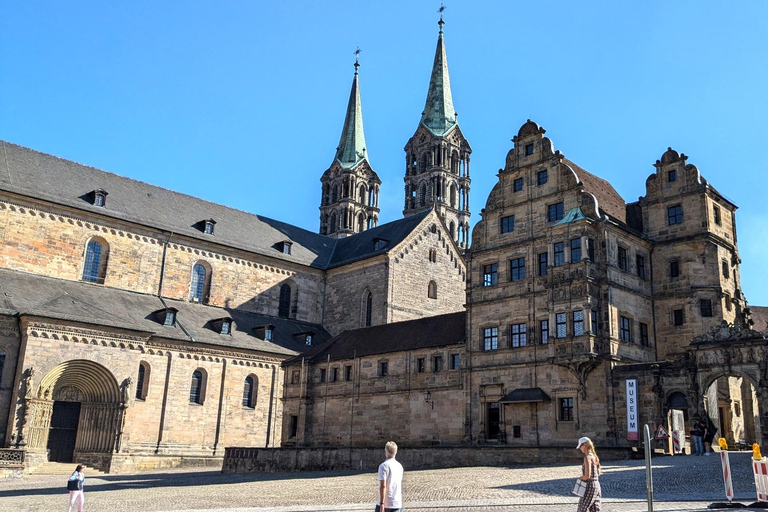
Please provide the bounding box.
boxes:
[53,385,83,402]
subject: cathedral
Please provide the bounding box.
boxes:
[1,15,767,476]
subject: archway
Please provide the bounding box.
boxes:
[703,373,762,449]
[27,360,122,466]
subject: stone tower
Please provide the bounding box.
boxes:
[320,55,380,238]
[403,17,471,247]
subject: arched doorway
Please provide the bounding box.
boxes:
[26,360,122,466]
[704,373,762,448]
[666,391,689,454]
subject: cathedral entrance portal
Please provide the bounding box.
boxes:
[704,375,761,448]
[47,401,81,462]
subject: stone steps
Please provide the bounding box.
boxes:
[30,462,104,476]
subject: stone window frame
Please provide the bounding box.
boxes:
[525,143,534,156]
[668,169,677,183]
[724,292,733,312]
[721,259,730,279]
[667,204,684,225]
[700,299,713,318]
[540,319,549,344]
[538,251,548,276]
[509,256,526,281]
[500,215,515,234]
[553,242,565,267]
[344,365,353,381]
[136,361,150,401]
[672,308,685,326]
[291,370,300,384]
[639,322,650,347]
[513,425,522,438]
[513,177,524,192]
[81,236,110,284]
[189,368,207,405]
[573,311,585,337]
[189,260,212,303]
[617,245,628,272]
[713,204,722,226]
[590,310,598,336]
[636,253,646,280]
[362,289,373,327]
[416,357,426,373]
[587,238,596,262]
[319,368,327,383]
[558,396,575,422]
[537,169,548,186]
[547,202,564,222]
[481,326,499,351]
[427,280,438,299]
[555,312,567,338]
[330,367,339,383]
[428,249,437,263]
[432,354,444,373]
[482,262,499,287]
[288,415,299,439]
[378,360,389,377]
[449,353,460,370]
[669,259,681,279]
[242,374,258,409]
[510,323,527,348]
[619,315,632,342]
[570,238,581,263]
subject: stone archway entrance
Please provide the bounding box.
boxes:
[24,360,122,470]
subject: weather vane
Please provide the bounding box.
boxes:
[354,46,361,72]
[438,3,446,29]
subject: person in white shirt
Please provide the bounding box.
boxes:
[376,441,403,512]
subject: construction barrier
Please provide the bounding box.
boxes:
[672,430,682,454]
[754,459,768,503]
[720,450,734,502]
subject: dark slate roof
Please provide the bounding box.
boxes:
[327,210,431,268]
[752,306,768,333]
[499,387,552,404]
[0,268,330,356]
[564,158,627,223]
[284,311,466,365]
[0,141,428,271]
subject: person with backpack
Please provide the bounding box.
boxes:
[67,465,85,512]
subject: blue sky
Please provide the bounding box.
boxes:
[2,2,767,306]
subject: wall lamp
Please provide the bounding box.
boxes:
[424,390,434,409]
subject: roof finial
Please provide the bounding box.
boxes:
[354,46,361,75]
[438,3,445,32]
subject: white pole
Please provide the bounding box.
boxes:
[644,423,654,512]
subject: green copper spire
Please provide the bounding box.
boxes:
[420,17,457,136]
[334,50,368,169]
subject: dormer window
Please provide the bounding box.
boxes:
[164,310,175,326]
[89,189,108,207]
[306,334,313,346]
[154,308,178,327]
[281,241,293,255]
[295,331,315,346]
[373,237,388,251]
[210,317,233,335]
[254,324,275,341]
[221,320,231,335]
[265,327,273,341]
[204,220,215,235]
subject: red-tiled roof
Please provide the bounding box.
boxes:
[564,158,627,223]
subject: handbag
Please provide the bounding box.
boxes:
[572,478,587,497]
[67,478,80,491]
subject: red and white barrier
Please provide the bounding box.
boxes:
[754,459,768,503]
[672,430,682,454]
[720,451,734,502]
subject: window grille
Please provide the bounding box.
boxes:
[668,205,683,225]
[483,327,499,351]
[547,202,563,222]
[540,320,549,344]
[511,323,527,347]
[510,258,525,281]
[556,313,567,338]
[573,311,584,336]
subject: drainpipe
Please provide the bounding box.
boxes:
[265,365,276,447]
[212,358,227,455]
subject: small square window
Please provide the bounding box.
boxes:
[344,365,352,381]
[500,215,514,234]
[511,323,527,347]
[537,170,548,185]
[450,354,460,370]
[379,362,388,377]
[510,257,526,281]
[700,299,713,318]
[483,263,498,287]
[673,309,684,326]
[670,260,680,278]
[668,205,683,225]
[547,202,564,222]
[559,397,574,421]
[668,170,677,182]
[525,144,534,156]
[513,178,523,192]
[416,358,425,373]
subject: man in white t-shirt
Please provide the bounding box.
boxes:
[376,441,403,512]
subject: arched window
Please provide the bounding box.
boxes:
[331,185,339,203]
[278,284,292,318]
[450,184,457,208]
[364,291,373,327]
[82,238,108,283]
[357,213,365,232]
[189,369,206,404]
[428,281,438,299]
[135,361,150,400]
[243,375,257,408]
[190,263,211,303]
[329,212,337,233]
[359,185,366,204]
[419,184,427,206]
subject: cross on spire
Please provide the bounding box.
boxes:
[438,3,446,31]
[354,46,361,73]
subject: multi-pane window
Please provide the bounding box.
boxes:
[190,264,207,302]
[668,169,677,182]
[189,370,203,404]
[554,242,565,267]
[673,309,684,326]
[537,170,548,185]
[573,311,584,336]
[636,255,646,279]
[587,238,595,261]
[547,202,564,222]
[713,205,721,225]
[82,239,104,283]
[639,322,649,347]
[722,260,730,279]
[510,257,526,281]
[540,320,549,344]
[345,365,352,381]
[278,284,291,318]
[525,144,534,155]
[319,369,326,383]
[416,358,425,373]
[618,247,628,271]
[556,313,567,338]
[379,362,388,377]
[432,356,443,373]
[511,323,527,347]
[619,316,632,342]
[590,310,598,335]
[538,252,548,276]
[668,205,683,225]
[242,376,255,408]
[559,398,574,421]
[670,260,680,278]
[570,238,581,263]
[700,299,713,317]
[501,215,515,233]
[513,178,523,192]
[450,354,460,370]
[483,263,498,287]
[483,327,499,351]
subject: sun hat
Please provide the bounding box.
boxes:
[576,436,591,449]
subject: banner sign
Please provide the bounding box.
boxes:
[627,379,638,441]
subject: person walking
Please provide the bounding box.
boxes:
[376,441,403,512]
[703,417,717,456]
[576,437,601,512]
[67,465,85,512]
[691,420,704,455]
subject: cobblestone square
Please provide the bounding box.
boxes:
[0,452,762,511]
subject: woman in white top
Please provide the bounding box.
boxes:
[67,465,85,512]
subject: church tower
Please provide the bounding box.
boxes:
[320,54,381,238]
[403,16,471,247]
